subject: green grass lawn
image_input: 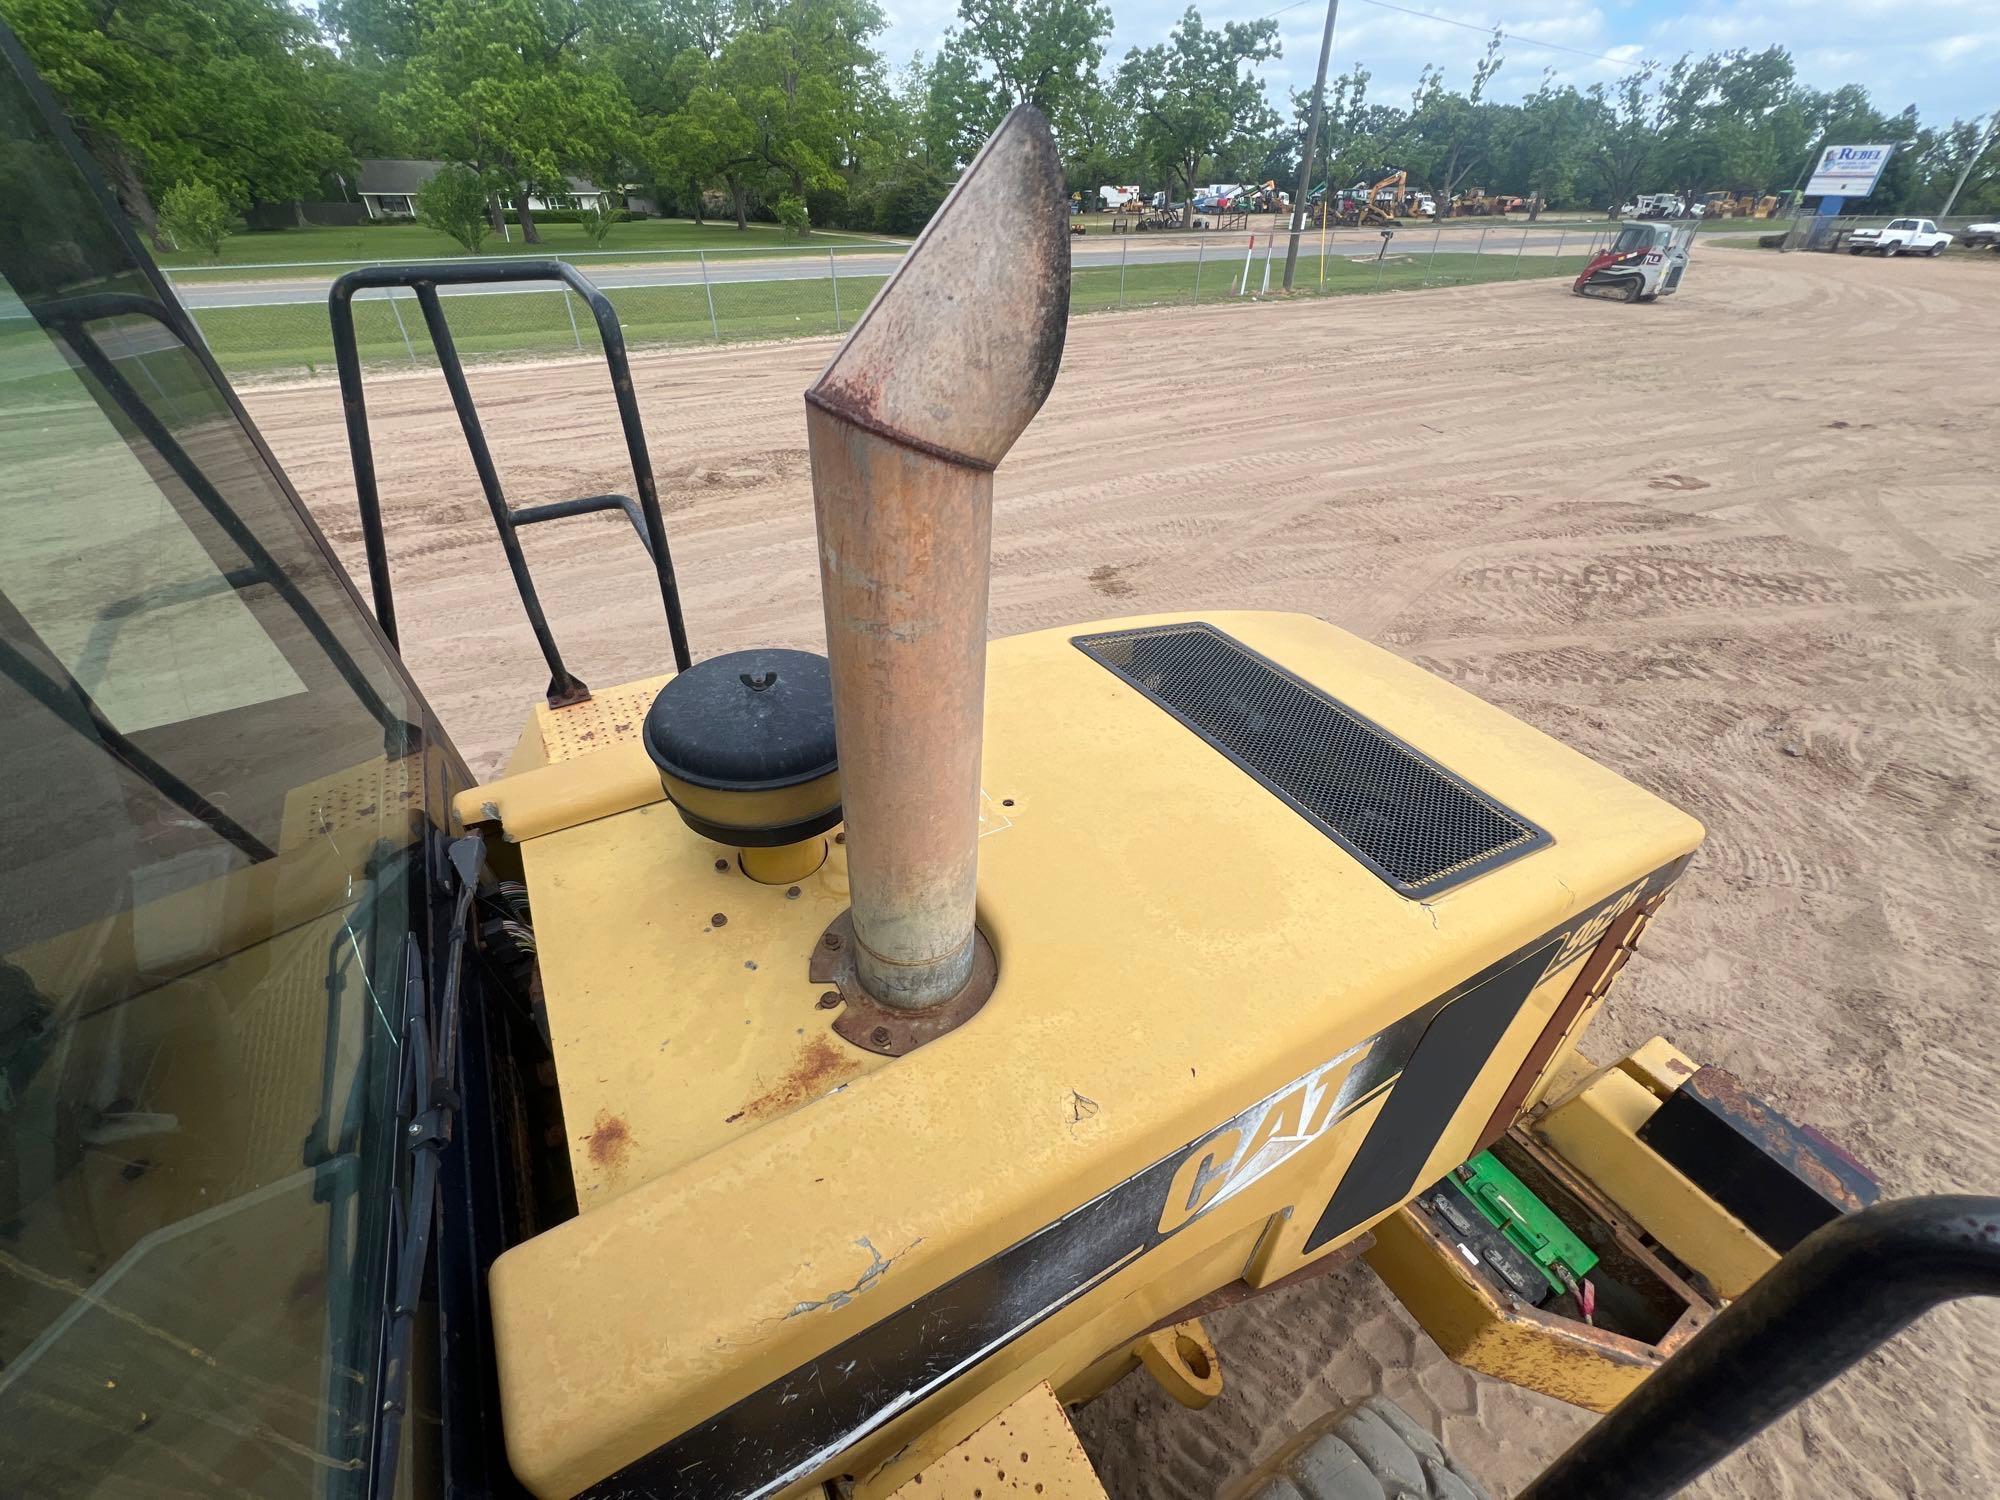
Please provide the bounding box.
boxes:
[187,274,896,376]
[156,218,901,276]
[1065,249,1592,310]
[179,248,1590,381]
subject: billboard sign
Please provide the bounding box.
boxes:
[1804,144,1895,199]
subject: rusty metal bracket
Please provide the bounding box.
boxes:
[809,910,997,1057]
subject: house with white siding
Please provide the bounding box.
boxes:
[354,160,612,219]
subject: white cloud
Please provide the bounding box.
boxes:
[875,0,1996,130]
[1928,33,1992,65]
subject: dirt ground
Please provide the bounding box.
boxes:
[245,246,2000,1498]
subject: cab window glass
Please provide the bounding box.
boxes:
[0,49,431,1499]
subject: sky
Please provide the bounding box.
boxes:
[875,0,1997,131]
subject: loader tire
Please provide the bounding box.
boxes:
[1237,1397,1494,1500]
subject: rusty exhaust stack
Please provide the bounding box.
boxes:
[806,105,1069,1017]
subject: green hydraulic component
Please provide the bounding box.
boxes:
[1450,1150,1599,1296]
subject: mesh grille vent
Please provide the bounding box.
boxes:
[1074,622,1548,894]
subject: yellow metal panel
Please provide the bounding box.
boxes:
[1365,1206,1659,1413]
[1535,1069,1778,1297]
[1242,1086,1389,1285]
[535,675,670,763]
[528,807,881,1207]
[1527,1046,1600,1112]
[497,675,670,784]
[485,611,1704,1498]
[1618,1035,1700,1100]
[451,741,662,842]
[505,716,550,777]
[741,836,831,886]
[883,1383,1106,1500]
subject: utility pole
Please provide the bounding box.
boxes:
[1939,109,1998,219]
[1783,134,1829,210]
[1281,0,1342,291]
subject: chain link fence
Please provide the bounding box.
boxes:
[164,225,1623,383]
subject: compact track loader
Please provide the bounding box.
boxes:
[1,32,1994,1500]
[1572,222,1695,303]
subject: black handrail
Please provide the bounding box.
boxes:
[328,260,692,707]
[1517,1195,2000,1499]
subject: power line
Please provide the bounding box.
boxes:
[1361,0,1648,68]
[1258,0,1650,73]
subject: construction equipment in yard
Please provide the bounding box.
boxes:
[1362,170,1409,223]
[1324,169,1410,226]
[1722,193,1777,218]
[1574,220,1697,303]
[1703,192,1775,219]
[1449,188,1516,218]
[5,27,1997,1500]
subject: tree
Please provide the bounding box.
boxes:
[1651,53,1725,207]
[1115,7,1279,226]
[1920,112,1999,216]
[914,42,991,169]
[1061,83,1142,200]
[158,179,232,256]
[774,192,809,237]
[660,59,763,227]
[1292,66,1376,198]
[414,161,492,251]
[1404,31,1503,214]
[578,198,623,246]
[1706,47,1800,193]
[721,0,887,205]
[1585,66,1660,217]
[1501,72,1593,219]
[391,0,634,243]
[585,0,735,216]
[939,0,1111,152]
[7,0,353,244]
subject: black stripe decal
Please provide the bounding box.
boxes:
[582,859,1687,1499]
[1304,939,1556,1252]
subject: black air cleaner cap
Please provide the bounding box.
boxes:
[642,649,838,792]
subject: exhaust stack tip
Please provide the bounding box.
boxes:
[808,103,1070,472]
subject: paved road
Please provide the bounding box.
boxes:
[169,227,1607,310]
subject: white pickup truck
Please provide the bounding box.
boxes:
[1847,218,1953,256]
[1960,221,2000,251]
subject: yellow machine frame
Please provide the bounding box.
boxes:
[455,609,1702,1498]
